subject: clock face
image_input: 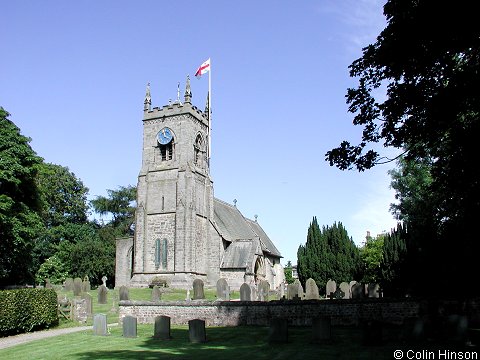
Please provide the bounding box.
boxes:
[157,127,173,145]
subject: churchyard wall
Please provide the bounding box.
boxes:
[119,298,430,327]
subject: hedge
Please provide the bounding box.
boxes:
[0,288,58,337]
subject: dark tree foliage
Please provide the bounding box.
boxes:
[0,108,43,285]
[380,223,407,296]
[297,218,360,295]
[326,0,480,295]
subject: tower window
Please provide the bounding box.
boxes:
[155,238,168,269]
[159,142,173,161]
[194,134,205,167]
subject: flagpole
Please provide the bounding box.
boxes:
[208,58,212,165]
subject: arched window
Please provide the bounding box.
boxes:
[159,142,173,161]
[194,134,205,167]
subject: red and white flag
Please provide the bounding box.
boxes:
[195,58,210,78]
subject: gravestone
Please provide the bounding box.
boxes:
[268,318,288,343]
[188,319,206,343]
[312,316,331,343]
[257,280,270,301]
[98,284,108,304]
[64,278,74,291]
[332,288,345,299]
[367,283,380,298]
[193,279,205,300]
[93,313,108,336]
[185,289,191,301]
[442,314,468,345]
[111,291,118,313]
[72,298,87,323]
[216,278,230,301]
[82,276,91,293]
[152,285,161,301]
[240,283,251,301]
[81,292,93,316]
[123,315,137,338]
[339,282,351,299]
[349,281,357,297]
[326,279,336,299]
[287,279,303,300]
[304,278,320,300]
[153,316,171,340]
[279,283,285,299]
[351,282,365,299]
[119,285,129,301]
[73,277,82,296]
[250,284,257,301]
[101,275,108,287]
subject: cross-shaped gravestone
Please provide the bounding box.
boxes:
[101,276,107,287]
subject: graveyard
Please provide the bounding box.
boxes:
[2,276,479,359]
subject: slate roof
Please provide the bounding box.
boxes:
[213,198,282,269]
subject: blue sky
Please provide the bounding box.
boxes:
[1,0,399,264]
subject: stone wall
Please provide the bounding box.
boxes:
[119,298,424,326]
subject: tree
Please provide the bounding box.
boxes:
[0,108,43,285]
[297,218,360,295]
[359,233,385,283]
[284,260,294,284]
[325,0,480,295]
[90,185,136,236]
[380,223,407,297]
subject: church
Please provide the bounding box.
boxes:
[115,77,284,290]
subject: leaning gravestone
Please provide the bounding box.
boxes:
[152,285,161,301]
[326,279,336,299]
[312,316,331,343]
[257,280,270,301]
[153,315,171,340]
[287,279,303,300]
[93,313,108,336]
[64,277,74,292]
[119,285,129,301]
[81,292,93,316]
[240,283,252,301]
[188,319,207,343]
[351,282,365,299]
[268,318,288,343]
[73,277,83,296]
[339,282,351,299]
[216,278,230,301]
[193,279,205,300]
[82,276,91,293]
[304,278,320,300]
[98,284,108,304]
[367,283,380,298]
[123,315,137,338]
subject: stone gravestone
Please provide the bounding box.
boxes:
[123,315,137,338]
[287,279,303,300]
[216,278,230,301]
[82,276,91,293]
[73,277,82,296]
[152,285,161,301]
[268,318,288,343]
[101,275,108,287]
[188,319,207,343]
[93,313,108,336]
[257,280,270,301]
[250,284,258,301]
[312,316,331,343]
[351,282,365,299]
[240,283,251,301]
[192,279,205,300]
[119,285,129,301]
[153,315,171,340]
[339,282,351,299]
[367,283,380,298]
[98,284,108,304]
[81,292,93,316]
[304,278,320,300]
[64,278,74,292]
[326,279,336,299]
[72,298,87,323]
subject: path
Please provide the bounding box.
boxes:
[0,324,118,350]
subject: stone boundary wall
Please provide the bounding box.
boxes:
[118,298,428,327]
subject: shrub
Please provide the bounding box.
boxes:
[0,288,58,337]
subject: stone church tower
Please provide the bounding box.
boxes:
[116,78,284,289]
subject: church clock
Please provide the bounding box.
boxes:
[157,127,173,145]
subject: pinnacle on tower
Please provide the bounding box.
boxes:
[144,82,152,111]
[184,75,192,104]
[204,91,210,119]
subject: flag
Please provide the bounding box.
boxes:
[195,58,210,78]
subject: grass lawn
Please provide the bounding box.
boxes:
[0,324,419,360]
